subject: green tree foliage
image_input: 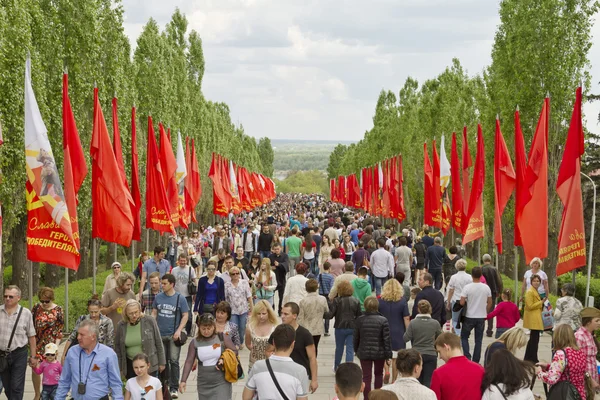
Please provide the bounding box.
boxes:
[326,144,348,179]
[257,137,274,177]
[329,0,599,285]
[274,170,328,195]
[0,2,273,295]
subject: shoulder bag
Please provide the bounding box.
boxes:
[0,306,23,372]
[187,266,197,296]
[266,358,290,400]
[173,294,188,347]
[493,384,508,400]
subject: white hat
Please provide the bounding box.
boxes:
[45,343,58,355]
[111,262,122,269]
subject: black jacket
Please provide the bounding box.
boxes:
[354,312,392,360]
[324,296,362,329]
[411,286,446,326]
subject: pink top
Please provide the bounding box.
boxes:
[33,360,62,386]
[486,300,521,328]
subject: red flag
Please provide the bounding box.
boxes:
[462,126,473,233]
[382,159,391,217]
[208,153,231,215]
[237,166,251,211]
[145,116,174,234]
[112,98,128,190]
[441,193,451,234]
[62,73,87,269]
[330,179,336,201]
[494,118,516,254]
[463,124,485,245]
[556,88,586,275]
[397,155,406,222]
[189,139,202,221]
[388,158,397,219]
[183,137,193,224]
[352,174,362,208]
[514,109,527,246]
[424,143,435,226]
[516,98,549,263]
[432,140,442,227]
[450,132,463,233]
[158,123,179,225]
[91,88,134,246]
[130,107,141,241]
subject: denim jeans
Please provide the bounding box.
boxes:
[244,251,254,260]
[260,250,271,259]
[230,313,248,345]
[334,328,354,370]
[0,346,28,400]
[451,300,462,336]
[288,256,301,278]
[460,317,485,363]
[418,354,438,387]
[430,269,443,290]
[495,327,509,339]
[374,276,388,296]
[162,336,182,392]
[41,384,57,400]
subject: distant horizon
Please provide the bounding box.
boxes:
[270,138,356,144]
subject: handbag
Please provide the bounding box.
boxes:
[542,299,554,331]
[544,350,583,400]
[190,256,201,269]
[0,306,23,373]
[187,266,197,296]
[173,294,188,347]
[266,358,290,400]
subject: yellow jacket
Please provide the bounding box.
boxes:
[523,286,544,330]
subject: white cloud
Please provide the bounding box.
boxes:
[120,0,600,141]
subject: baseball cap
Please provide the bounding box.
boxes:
[45,343,58,355]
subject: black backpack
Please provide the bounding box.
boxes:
[544,350,582,400]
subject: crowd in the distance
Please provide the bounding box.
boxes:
[0,193,598,400]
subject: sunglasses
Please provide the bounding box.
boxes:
[3,295,14,299]
[112,266,121,269]
[40,300,51,304]
[207,268,216,271]
[230,272,240,276]
[45,353,56,357]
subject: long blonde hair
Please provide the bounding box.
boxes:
[249,300,278,327]
[257,258,272,285]
[380,279,404,302]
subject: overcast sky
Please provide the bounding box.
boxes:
[121,0,600,141]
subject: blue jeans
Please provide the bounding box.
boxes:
[495,327,508,339]
[430,269,443,290]
[162,337,182,392]
[374,276,388,296]
[460,317,485,363]
[260,250,271,259]
[334,328,354,370]
[451,300,462,336]
[230,313,248,345]
[244,251,254,260]
[41,384,57,400]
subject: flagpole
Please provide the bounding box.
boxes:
[514,247,519,303]
[581,172,596,306]
[65,268,69,332]
[131,241,135,273]
[29,260,33,309]
[92,238,97,294]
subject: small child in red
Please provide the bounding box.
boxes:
[486,288,521,338]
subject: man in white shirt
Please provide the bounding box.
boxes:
[446,259,472,336]
[394,237,413,286]
[370,238,395,296]
[459,266,492,363]
[243,324,309,400]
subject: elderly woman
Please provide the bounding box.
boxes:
[282,262,309,305]
[554,283,583,331]
[103,261,123,295]
[61,297,114,365]
[115,299,166,379]
[523,274,544,363]
[404,299,441,387]
[224,266,253,349]
[325,280,361,371]
[180,313,238,399]
[298,279,329,356]
[379,279,410,384]
[354,296,393,400]
[214,301,241,348]
[575,307,600,391]
[32,287,64,400]
[520,257,550,301]
[194,260,225,315]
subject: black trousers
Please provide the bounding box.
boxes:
[0,346,28,400]
[277,286,285,314]
[313,335,321,357]
[524,330,541,363]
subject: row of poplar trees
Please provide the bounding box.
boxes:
[0,1,275,298]
[327,0,600,290]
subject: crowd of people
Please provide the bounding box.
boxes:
[0,193,597,399]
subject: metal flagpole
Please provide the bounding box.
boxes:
[131,241,135,272]
[514,247,519,303]
[29,261,33,309]
[92,238,97,294]
[65,268,69,332]
[581,172,596,306]
[114,243,118,263]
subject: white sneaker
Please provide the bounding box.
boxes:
[171,391,179,399]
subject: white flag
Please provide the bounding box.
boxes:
[175,131,187,188]
[229,160,239,199]
[378,163,383,188]
[440,134,451,191]
[24,55,71,232]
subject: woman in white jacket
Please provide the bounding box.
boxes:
[481,349,535,400]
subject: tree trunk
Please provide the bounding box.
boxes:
[44,264,61,288]
[10,215,29,298]
[32,262,40,296]
[105,241,115,272]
